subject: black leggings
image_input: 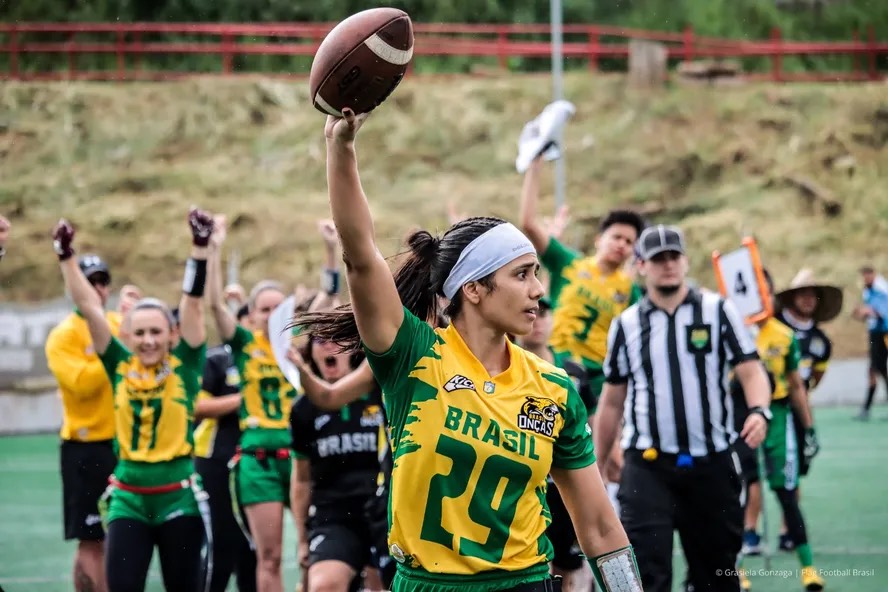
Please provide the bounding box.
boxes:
[106,516,205,592]
[773,487,808,547]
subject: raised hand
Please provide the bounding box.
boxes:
[188,207,214,247]
[324,108,370,144]
[544,204,571,240]
[317,219,338,248]
[210,214,228,249]
[52,219,76,261]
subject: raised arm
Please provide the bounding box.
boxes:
[518,156,550,255]
[325,110,403,353]
[178,208,212,348]
[311,219,342,312]
[52,220,112,354]
[287,351,376,411]
[206,214,238,342]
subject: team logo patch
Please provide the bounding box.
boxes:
[444,374,477,393]
[518,396,560,437]
[225,366,241,386]
[361,405,383,427]
[483,381,496,394]
[809,337,825,357]
[686,324,712,353]
[766,346,782,358]
[613,291,628,304]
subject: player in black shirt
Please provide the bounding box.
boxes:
[775,270,841,553]
[193,305,257,592]
[289,336,392,592]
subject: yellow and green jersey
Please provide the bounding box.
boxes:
[100,336,205,485]
[365,308,595,580]
[227,325,298,450]
[756,318,800,402]
[542,237,640,374]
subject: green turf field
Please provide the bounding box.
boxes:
[1,406,886,592]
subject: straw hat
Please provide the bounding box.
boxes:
[775,269,843,323]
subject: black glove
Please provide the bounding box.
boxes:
[803,427,820,465]
[52,219,76,261]
[188,207,214,247]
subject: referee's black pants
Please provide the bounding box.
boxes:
[618,449,743,592]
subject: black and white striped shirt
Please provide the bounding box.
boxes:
[604,288,759,457]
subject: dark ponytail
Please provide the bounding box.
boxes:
[293,216,506,352]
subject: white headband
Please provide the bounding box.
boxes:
[442,223,536,300]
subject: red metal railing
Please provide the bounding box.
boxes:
[0,22,883,82]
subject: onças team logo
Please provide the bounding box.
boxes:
[517,396,560,437]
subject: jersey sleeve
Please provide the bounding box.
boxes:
[786,334,801,372]
[173,339,207,401]
[628,283,643,306]
[289,396,312,459]
[719,299,759,365]
[603,316,630,384]
[813,330,832,372]
[225,324,254,354]
[98,336,131,384]
[45,324,112,400]
[363,307,438,431]
[540,237,579,303]
[551,373,597,470]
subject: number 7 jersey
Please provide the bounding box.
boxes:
[365,309,596,577]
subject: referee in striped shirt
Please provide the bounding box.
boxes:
[594,225,772,592]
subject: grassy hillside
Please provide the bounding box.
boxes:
[1,74,886,356]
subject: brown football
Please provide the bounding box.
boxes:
[309,8,414,116]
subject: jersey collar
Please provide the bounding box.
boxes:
[780,309,814,331]
[441,324,523,393]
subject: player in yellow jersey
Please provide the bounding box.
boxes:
[207,214,297,592]
[51,209,212,592]
[46,253,120,592]
[294,109,642,592]
[519,156,644,413]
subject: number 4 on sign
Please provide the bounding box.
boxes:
[712,237,772,325]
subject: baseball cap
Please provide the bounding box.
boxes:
[78,254,111,284]
[637,225,686,261]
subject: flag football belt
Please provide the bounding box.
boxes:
[235,446,291,461]
[109,474,195,495]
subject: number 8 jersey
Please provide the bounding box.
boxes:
[365,308,596,578]
[227,325,298,449]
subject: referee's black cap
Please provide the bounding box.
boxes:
[637,225,686,261]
